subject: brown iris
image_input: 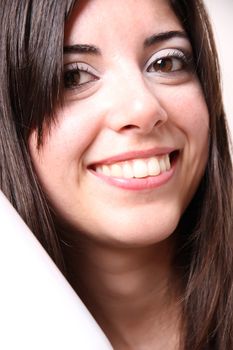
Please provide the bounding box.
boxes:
[153,58,174,73]
[64,70,80,88]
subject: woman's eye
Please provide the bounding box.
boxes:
[63,63,98,90]
[146,50,193,75]
[148,57,183,73]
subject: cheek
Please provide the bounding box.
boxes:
[161,82,209,139]
[29,103,103,171]
[182,92,209,156]
[178,84,210,161]
[54,105,100,158]
[57,92,115,156]
[159,82,209,186]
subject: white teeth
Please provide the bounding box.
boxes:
[159,158,166,173]
[96,166,103,174]
[95,154,172,179]
[110,163,123,177]
[133,159,148,178]
[165,154,171,171]
[102,165,111,176]
[122,162,134,178]
[147,157,160,176]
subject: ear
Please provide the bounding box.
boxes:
[0,190,113,350]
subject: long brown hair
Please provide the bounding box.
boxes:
[0,0,232,348]
[172,1,233,348]
[0,0,75,271]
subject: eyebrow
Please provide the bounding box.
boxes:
[144,30,188,48]
[63,44,101,55]
[63,31,188,55]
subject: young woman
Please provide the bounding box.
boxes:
[0,0,232,349]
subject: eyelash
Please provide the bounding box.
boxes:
[146,49,193,75]
[63,62,98,91]
[63,49,194,92]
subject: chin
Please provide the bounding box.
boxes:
[65,206,182,249]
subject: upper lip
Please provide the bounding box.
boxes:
[88,147,177,167]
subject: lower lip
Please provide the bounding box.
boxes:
[89,161,177,191]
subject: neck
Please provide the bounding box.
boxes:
[62,235,182,349]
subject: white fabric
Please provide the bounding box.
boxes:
[0,190,113,350]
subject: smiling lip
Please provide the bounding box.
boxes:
[90,147,176,166]
[88,147,179,191]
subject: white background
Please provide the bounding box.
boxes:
[204,0,233,136]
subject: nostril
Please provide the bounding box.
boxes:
[154,120,163,127]
[120,124,141,132]
[123,124,138,130]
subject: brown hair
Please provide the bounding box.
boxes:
[0,0,232,348]
[0,0,75,271]
[172,1,233,348]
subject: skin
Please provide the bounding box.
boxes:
[29,0,209,348]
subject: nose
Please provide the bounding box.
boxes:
[105,70,168,135]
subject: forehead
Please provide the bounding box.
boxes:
[64,0,183,46]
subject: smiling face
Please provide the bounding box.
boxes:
[29,0,209,247]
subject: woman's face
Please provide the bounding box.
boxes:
[29,0,209,247]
